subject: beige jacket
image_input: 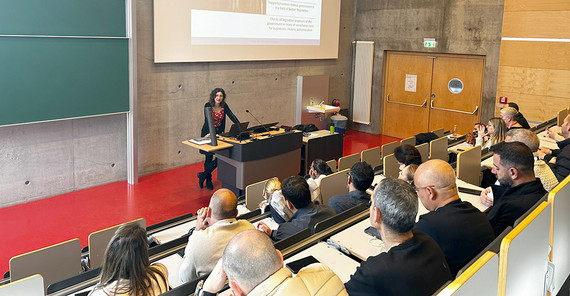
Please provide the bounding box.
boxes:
[535,159,559,192]
[248,263,347,296]
[179,219,255,283]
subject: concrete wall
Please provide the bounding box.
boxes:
[0,0,355,207]
[0,115,127,207]
[351,0,504,134]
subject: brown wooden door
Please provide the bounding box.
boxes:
[429,56,484,135]
[382,52,433,139]
[383,52,484,138]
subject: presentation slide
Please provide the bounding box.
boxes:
[191,0,321,46]
[154,0,340,63]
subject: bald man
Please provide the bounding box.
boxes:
[180,189,255,283]
[414,160,495,276]
[198,230,347,296]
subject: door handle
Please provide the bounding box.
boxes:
[430,100,479,115]
[386,95,427,108]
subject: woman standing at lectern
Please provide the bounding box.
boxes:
[198,88,239,190]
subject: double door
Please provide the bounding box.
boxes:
[382,52,484,139]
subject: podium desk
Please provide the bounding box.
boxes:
[215,130,303,195]
[185,130,303,195]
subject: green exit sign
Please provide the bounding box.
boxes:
[424,38,436,48]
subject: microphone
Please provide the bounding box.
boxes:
[246,109,270,135]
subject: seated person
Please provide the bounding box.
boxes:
[345,178,452,296]
[500,107,524,130]
[480,142,547,236]
[506,129,559,192]
[414,160,495,276]
[505,102,530,129]
[180,189,255,283]
[90,224,169,296]
[328,162,374,213]
[257,175,335,241]
[258,177,293,224]
[538,114,570,182]
[475,117,507,149]
[306,159,333,204]
[398,164,418,185]
[394,144,422,170]
[197,230,347,296]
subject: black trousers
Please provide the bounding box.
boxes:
[203,153,217,179]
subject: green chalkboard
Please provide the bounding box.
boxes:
[0,37,129,126]
[0,0,129,126]
[0,0,126,37]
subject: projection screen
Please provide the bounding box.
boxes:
[154,0,341,63]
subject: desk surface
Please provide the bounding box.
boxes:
[329,218,385,261]
[155,254,184,288]
[218,128,300,144]
[448,142,474,153]
[182,139,233,152]
[537,130,561,150]
[302,130,338,143]
[284,242,359,283]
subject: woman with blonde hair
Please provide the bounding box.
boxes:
[476,117,507,149]
[89,224,169,296]
[258,177,293,224]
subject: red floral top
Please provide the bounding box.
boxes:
[213,108,224,128]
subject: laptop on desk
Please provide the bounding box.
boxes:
[220,122,249,138]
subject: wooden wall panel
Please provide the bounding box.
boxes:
[502,11,570,39]
[497,66,549,95]
[505,0,570,12]
[497,1,570,123]
[499,41,570,70]
[548,69,570,98]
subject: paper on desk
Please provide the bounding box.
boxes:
[329,219,386,261]
[153,220,197,244]
[155,254,184,288]
[253,217,279,230]
[456,178,488,212]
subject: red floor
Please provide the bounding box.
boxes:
[0,130,398,273]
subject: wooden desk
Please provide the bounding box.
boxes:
[182,139,233,152]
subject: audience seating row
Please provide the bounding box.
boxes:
[5,218,145,293]
[436,175,570,295]
[6,113,567,295]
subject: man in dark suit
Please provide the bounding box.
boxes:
[328,162,374,213]
[257,175,335,241]
[414,160,495,276]
[480,142,547,236]
[345,178,452,296]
